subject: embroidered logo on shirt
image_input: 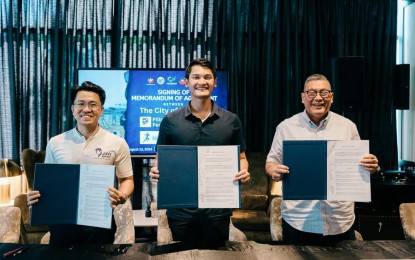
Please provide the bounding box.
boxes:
[95,148,112,159]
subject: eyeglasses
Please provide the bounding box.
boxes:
[73,102,101,111]
[303,90,332,99]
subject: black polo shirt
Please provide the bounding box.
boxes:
[157,101,246,221]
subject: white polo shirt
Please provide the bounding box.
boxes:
[45,127,133,179]
[267,110,360,235]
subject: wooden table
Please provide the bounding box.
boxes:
[1,240,415,259]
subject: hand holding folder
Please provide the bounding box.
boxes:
[157,145,241,209]
[282,140,371,202]
[31,164,115,229]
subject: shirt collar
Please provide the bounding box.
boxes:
[301,110,330,129]
[73,124,101,139]
[184,101,220,119]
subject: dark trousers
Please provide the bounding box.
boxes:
[282,219,356,246]
[49,217,116,245]
[168,217,230,247]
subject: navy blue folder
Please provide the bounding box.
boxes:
[282,140,328,200]
[31,164,81,226]
[31,163,115,227]
[157,146,199,209]
[157,145,241,209]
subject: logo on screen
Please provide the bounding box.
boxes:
[147,77,155,85]
[166,76,177,85]
[179,78,186,85]
[140,116,151,127]
[140,131,158,144]
[157,77,165,85]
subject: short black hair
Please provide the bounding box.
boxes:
[304,74,331,90]
[71,81,106,105]
[185,58,217,79]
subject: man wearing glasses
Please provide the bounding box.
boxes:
[265,74,379,245]
[27,81,134,245]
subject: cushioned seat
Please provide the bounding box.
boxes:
[14,193,49,244]
[231,210,270,235]
[0,206,21,243]
[231,152,279,242]
[14,149,48,244]
[269,197,283,241]
[22,148,46,190]
[114,199,135,244]
[399,203,415,240]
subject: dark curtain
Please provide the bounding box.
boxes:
[0,1,114,161]
[215,0,397,169]
[0,0,397,170]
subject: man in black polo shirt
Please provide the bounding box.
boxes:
[149,58,250,245]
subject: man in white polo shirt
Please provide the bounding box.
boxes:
[27,81,134,245]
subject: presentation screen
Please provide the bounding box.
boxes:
[77,68,228,157]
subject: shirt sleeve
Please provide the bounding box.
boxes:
[44,139,56,163]
[156,115,169,147]
[115,138,133,178]
[233,115,246,151]
[266,124,283,164]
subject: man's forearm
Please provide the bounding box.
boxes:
[119,177,134,198]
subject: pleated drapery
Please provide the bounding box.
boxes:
[0,0,398,169]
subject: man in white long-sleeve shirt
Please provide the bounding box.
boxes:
[266,74,379,245]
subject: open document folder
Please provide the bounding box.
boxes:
[31,164,115,229]
[282,140,371,202]
[157,145,241,209]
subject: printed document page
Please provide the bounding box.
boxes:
[197,146,240,208]
[77,164,115,228]
[327,140,371,202]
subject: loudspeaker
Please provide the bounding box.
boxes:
[328,57,366,109]
[393,64,410,110]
